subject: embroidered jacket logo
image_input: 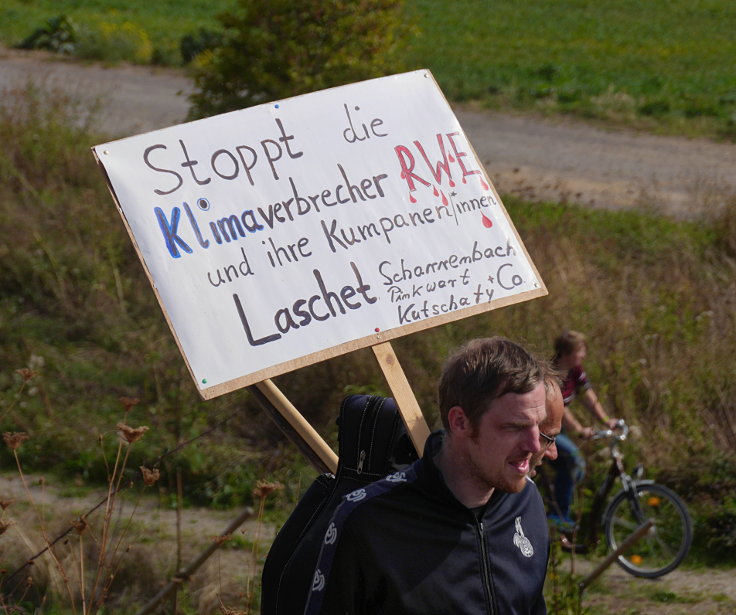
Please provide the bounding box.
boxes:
[513,516,534,557]
[312,569,326,592]
[346,488,367,502]
[324,522,338,545]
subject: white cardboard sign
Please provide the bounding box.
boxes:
[94,70,546,399]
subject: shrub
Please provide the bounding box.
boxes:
[657,456,736,564]
[188,0,411,118]
[698,497,736,556]
[638,98,671,117]
[180,27,223,65]
[15,14,76,55]
[75,21,153,65]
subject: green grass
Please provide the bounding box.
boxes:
[2,0,736,137]
[649,591,699,604]
[404,0,736,138]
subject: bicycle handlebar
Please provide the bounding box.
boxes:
[591,419,629,442]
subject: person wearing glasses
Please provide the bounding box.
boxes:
[305,337,552,615]
[547,330,618,530]
[530,376,564,478]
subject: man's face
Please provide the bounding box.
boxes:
[464,382,546,493]
[529,381,564,477]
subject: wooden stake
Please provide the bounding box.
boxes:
[135,506,255,615]
[372,342,431,456]
[252,379,338,474]
[578,519,654,592]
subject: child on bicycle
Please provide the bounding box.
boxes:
[547,330,618,529]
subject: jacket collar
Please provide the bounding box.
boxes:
[416,430,507,514]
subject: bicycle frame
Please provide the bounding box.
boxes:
[577,445,625,549]
[555,422,640,552]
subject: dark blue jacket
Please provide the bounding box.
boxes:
[304,431,549,615]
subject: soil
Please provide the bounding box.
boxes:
[0,472,275,612]
[2,46,735,220]
[570,556,736,615]
[1,47,734,613]
[2,472,734,615]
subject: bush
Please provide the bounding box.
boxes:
[75,20,153,65]
[15,15,76,55]
[188,0,411,118]
[657,456,736,564]
[180,27,223,65]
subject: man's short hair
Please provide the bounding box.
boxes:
[438,337,545,430]
[553,330,587,361]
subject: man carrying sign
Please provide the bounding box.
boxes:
[305,337,550,615]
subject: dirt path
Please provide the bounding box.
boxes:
[0,473,274,612]
[2,472,734,615]
[571,555,736,615]
[2,46,735,219]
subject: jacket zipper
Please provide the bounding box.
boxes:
[477,520,496,614]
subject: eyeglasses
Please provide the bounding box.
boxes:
[539,432,556,450]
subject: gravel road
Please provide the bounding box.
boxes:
[2,46,735,220]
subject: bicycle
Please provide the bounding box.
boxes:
[541,420,693,579]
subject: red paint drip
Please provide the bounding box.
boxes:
[449,154,455,163]
[462,177,467,184]
[481,212,493,228]
[409,193,417,204]
[432,185,439,197]
[480,177,490,191]
[449,179,456,187]
[441,190,448,206]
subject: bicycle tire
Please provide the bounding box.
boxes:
[603,482,692,578]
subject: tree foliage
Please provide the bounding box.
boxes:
[188,0,410,118]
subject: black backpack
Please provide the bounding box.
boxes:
[260,394,419,615]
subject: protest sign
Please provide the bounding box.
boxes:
[93,70,546,400]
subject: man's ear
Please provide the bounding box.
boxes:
[447,406,471,435]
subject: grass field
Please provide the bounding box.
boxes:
[2,0,735,138]
[405,0,736,138]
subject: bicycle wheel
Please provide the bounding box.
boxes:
[603,482,692,578]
